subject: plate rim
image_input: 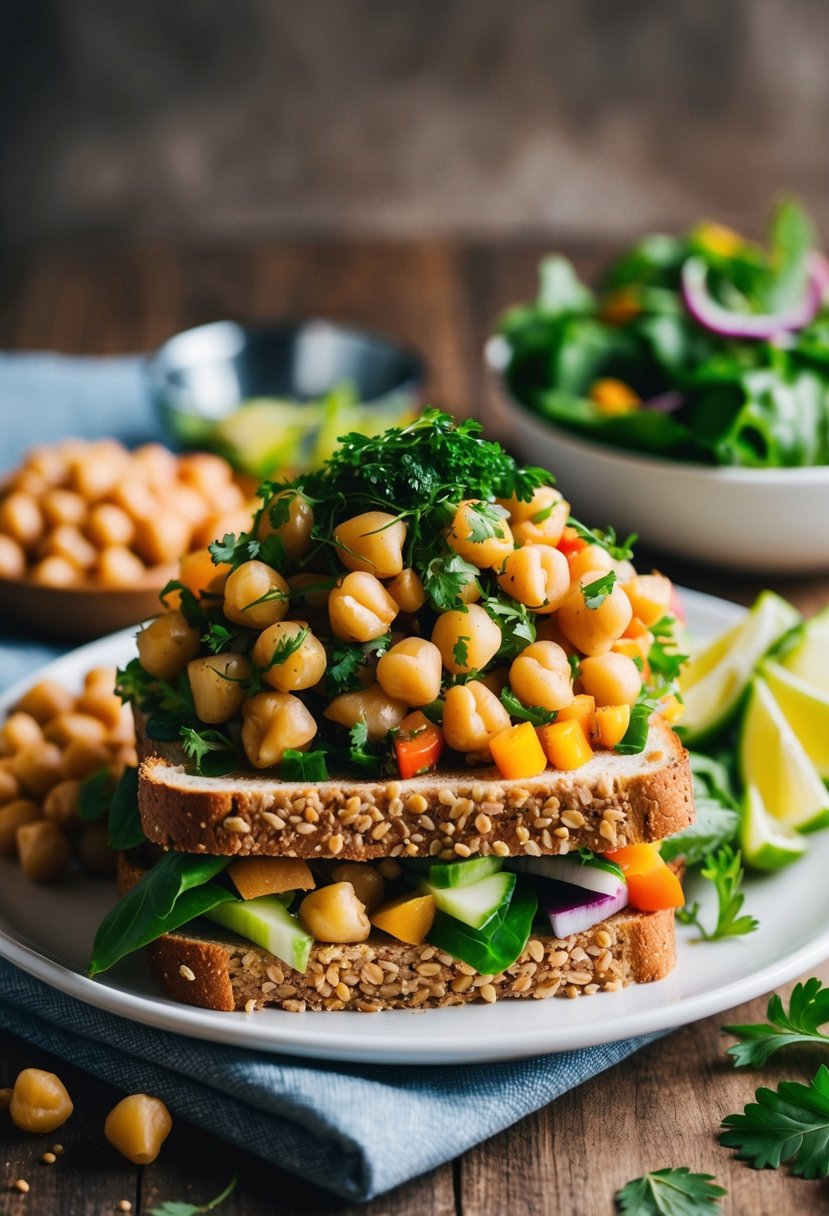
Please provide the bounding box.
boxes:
[3,589,828,1066]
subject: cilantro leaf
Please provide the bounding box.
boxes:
[462,500,510,543]
[724,978,829,1069]
[720,1064,829,1177]
[150,1175,238,1216]
[648,615,690,683]
[179,727,239,777]
[582,570,618,610]
[500,687,556,726]
[480,594,536,660]
[159,579,206,627]
[567,518,637,561]
[201,622,245,655]
[280,749,329,782]
[347,720,383,771]
[615,1167,725,1214]
[422,552,480,612]
[677,845,758,942]
[207,532,239,566]
[453,635,470,668]
[326,640,365,696]
[115,657,154,706]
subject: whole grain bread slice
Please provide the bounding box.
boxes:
[137,715,693,862]
[145,905,676,1013]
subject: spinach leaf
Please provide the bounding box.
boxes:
[107,767,146,852]
[77,768,116,823]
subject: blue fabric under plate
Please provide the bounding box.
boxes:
[0,354,662,1201]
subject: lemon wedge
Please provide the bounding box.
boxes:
[739,782,807,871]
[762,660,829,779]
[739,676,829,832]
[679,591,800,745]
[778,604,829,698]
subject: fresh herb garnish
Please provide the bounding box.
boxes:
[180,727,239,777]
[566,519,637,561]
[150,1175,238,1215]
[581,570,618,610]
[346,719,382,771]
[614,701,653,755]
[660,763,740,868]
[77,767,115,822]
[567,653,581,681]
[245,627,309,694]
[462,500,510,543]
[422,552,480,612]
[721,1064,829,1177]
[648,615,690,684]
[452,635,470,668]
[615,1168,725,1214]
[724,978,829,1068]
[280,749,330,782]
[159,579,208,627]
[326,640,366,696]
[107,767,146,851]
[481,594,536,660]
[677,844,758,942]
[500,687,556,726]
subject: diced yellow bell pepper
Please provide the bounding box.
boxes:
[611,637,651,681]
[660,694,684,726]
[537,719,594,771]
[599,287,640,326]
[588,378,641,417]
[594,704,631,749]
[555,694,596,739]
[693,222,744,258]
[621,574,673,627]
[489,721,548,780]
[371,892,436,945]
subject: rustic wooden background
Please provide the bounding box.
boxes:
[1,239,828,1214]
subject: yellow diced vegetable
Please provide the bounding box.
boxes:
[489,721,548,780]
[537,719,594,771]
[594,704,631,749]
[371,892,436,945]
[588,378,641,417]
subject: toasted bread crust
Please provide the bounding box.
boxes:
[137,716,693,862]
[147,907,676,1013]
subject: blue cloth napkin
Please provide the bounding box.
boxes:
[0,354,662,1201]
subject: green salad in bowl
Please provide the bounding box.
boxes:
[497,200,829,468]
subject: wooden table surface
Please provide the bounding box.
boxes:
[2,240,828,1216]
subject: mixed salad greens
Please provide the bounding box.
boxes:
[499,199,829,467]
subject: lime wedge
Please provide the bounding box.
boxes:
[762,659,829,779]
[739,676,829,832]
[739,782,807,871]
[679,591,800,745]
[778,604,829,697]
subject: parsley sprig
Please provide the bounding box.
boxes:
[615,1167,725,1214]
[566,519,637,561]
[721,1064,829,1177]
[581,570,617,609]
[677,844,758,942]
[151,1175,237,1216]
[500,687,556,726]
[724,979,829,1068]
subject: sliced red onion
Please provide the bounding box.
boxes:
[538,879,629,938]
[681,253,825,340]
[509,855,625,898]
[643,390,685,414]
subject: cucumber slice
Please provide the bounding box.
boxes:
[204,895,313,973]
[428,883,537,974]
[426,855,503,889]
[425,871,516,930]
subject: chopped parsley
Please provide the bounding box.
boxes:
[581,570,618,610]
[500,687,556,726]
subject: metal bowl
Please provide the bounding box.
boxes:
[147,319,425,463]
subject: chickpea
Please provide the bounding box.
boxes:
[168,482,211,527]
[502,487,570,548]
[112,477,157,523]
[331,863,386,912]
[557,573,633,657]
[76,819,117,878]
[97,546,147,587]
[431,604,501,675]
[178,451,233,495]
[324,683,409,743]
[44,712,108,749]
[299,882,371,943]
[25,445,67,486]
[10,743,64,799]
[258,489,315,561]
[41,488,86,529]
[328,572,399,643]
[496,545,570,614]
[0,799,41,855]
[241,691,317,768]
[104,1094,172,1165]
[14,679,74,724]
[0,767,19,804]
[61,739,112,780]
[193,507,253,550]
[68,442,127,502]
[187,653,251,723]
[31,555,77,586]
[0,534,25,578]
[133,509,193,567]
[17,820,72,882]
[43,778,81,827]
[223,560,291,629]
[75,689,124,731]
[376,638,442,706]
[567,544,614,582]
[288,572,335,613]
[579,652,642,707]
[40,524,98,571]
[1,711,43,754]
[446,500,514,569]
[85,502,135,549]
[442,681,511,756]
[251,622,327,692]
[131,442,179,490]
[622,573,674,627]
[9,1068,73,1133]
[177,548,229,599]
[136,610,201,680]
[333,511,407,578]
[509,641,575,712]
[0,491,43,550]
[386,568,426,614]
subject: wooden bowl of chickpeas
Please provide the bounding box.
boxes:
[0,438,257,641]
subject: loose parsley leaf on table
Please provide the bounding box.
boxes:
[724,978,829,1068]
[151,1175,238,1216]
[720,1064,829,1178]
[615,1167,725,1214]
[677,844,758,942]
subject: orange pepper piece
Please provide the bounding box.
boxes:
[489,721,548,780]
[604,843,684,911]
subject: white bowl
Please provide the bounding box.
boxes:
[484,337,829,573]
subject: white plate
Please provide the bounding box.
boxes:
[1,589,826,1065]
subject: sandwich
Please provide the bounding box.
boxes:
[90,410,694,1013]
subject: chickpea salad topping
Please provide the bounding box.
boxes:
[117,410,686,784]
